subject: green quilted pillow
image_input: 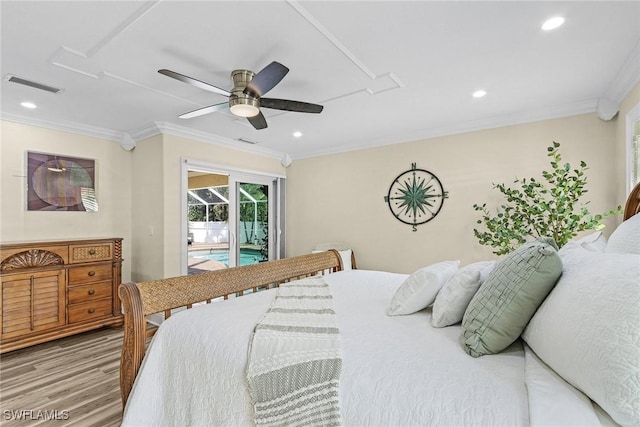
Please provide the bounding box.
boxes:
[460,237,562,357]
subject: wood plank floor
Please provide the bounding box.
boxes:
[0,327,123,427]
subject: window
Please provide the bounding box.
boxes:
[627,102,640,193]
[632,118,640,187]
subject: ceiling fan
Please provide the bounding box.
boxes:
[158,61,323,130]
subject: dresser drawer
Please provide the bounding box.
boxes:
[68,281,112,304]
[68,298,112,324]
[68,263,112,286]
[69,243,113,264]
[1,245,69,268]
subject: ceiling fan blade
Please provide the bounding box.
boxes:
[158,69,231,97]
[178,102,229,119]
[260,98,323,114]
[247,111,268,130]
[244,61,289,97]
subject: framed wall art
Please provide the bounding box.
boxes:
[26,151,98,212]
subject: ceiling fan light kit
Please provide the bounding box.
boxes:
[159,61,323,130]
[229,69,260,118]
[229,98,260,118]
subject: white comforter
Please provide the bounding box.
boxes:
[122,270,606,427]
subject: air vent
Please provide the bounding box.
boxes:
[238,138,258,145]
[5,75,61,94]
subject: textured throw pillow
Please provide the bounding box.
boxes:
[431,261,496,328]
[605,214,640,254]
[460,238,562,357]
[387,260,459,316]
[523,243,640,426]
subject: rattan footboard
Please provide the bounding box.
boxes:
[118,250,345,408]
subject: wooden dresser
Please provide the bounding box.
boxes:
[0,238,123,353]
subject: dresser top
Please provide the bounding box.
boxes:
[0,237,122,249]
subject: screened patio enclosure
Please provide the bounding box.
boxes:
[187,184,269,247]
[184,166,282,274]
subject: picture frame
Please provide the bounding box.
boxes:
[26,151,98,212]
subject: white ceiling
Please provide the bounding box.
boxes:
[2,1,639,161]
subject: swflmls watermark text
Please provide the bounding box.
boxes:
[3,409,70,421]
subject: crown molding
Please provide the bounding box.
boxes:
[1,113,285,160]
[603,39,640,105]
[294,99,598,160]
[129,121,285,160]
[0,94,616,162]
[125,121,162,141]
[0,112,126,142]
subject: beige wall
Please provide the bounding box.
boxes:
[286,113,618,273]
[0,120,133,281]
[129,134,164,282]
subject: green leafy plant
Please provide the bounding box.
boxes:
[259,225,269,262]
[473,141,621,255]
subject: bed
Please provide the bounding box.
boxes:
[119,183,640,427]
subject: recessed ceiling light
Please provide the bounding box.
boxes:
[472,90,487,98]
[293,131,303,138]
[542,16,565,31]
[20,101,37,109]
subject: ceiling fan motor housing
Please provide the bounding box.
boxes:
[229,69,260,117]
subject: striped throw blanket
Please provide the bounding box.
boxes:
[246,277,343,427]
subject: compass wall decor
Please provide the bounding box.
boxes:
[384,163,448,231]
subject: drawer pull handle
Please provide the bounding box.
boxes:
[88,271,95,277]
[88,289,95,295]
[89,249,96,255]
[88,308,95,314]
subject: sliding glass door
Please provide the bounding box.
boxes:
[229,174,274,268]
[186,172,232,274]
[183,161,283,275]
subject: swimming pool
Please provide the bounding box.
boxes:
[189,248,264,266]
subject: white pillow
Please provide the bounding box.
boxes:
[431,261,496,328]
[386,260,459,316]
[605,214,640,254]
[523,343,603,427]
[338,249,352,270]
[572,230,608,252]
[522,242,640,426]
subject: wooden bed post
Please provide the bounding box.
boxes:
[623,181,640,220]
[118,282,146,407]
